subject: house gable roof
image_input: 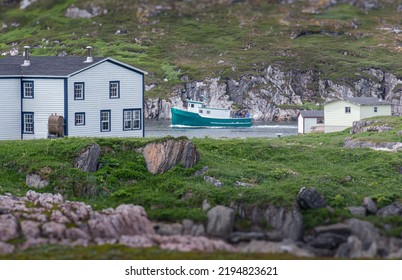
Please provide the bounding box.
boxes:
[326,97,391,106]
[0,56,147,77]
[299,110,324,118]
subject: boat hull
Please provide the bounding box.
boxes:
[171,108,252,127]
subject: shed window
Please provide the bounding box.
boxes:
[22,112,34,134]
[109,81,120,99]
[23,81,34,98]
[374,107,378,113]
[75,113,85,126]
[74,83,85,100]
[123,109,141,130]
[345,107,351,114]
[100,110,111,132]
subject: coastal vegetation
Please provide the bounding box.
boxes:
[1,116,402,258]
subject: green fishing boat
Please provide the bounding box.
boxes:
[171,100,252,127]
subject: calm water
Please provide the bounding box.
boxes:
[145,120,298,139]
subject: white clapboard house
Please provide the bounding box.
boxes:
[324,97,392,133]
[0,46,147,140]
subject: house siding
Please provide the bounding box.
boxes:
[68,61,144,137]
[297,114,304,134]
[0,78,21,140]
[304,118,318,133]
[22,78,65,139]
[324,101,360,133]
[360,105,392,120]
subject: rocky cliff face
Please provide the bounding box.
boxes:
[145,65,402,121]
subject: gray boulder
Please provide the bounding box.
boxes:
[239,240,314,257]
[41,222,66,239]
[262,205,304,241]
[204,176,223,188]
[377,202,402,217]
[88,204,155,239]
[141,139,200,174]
[234,181,254,187]
[154,222,183,236]
[20,220,41,239]
[26,173,49,189]
[336,235,377,259]
[0,242,15,255]
[74,144,101,172]
[0,214,19,241]
[347,206,366,216]
[297,187,326,210]
[345,218,380,245]
[64,5,105,19]
[193,166,209,176]
[182,219,205,236]
[207,205,234,238]
[363,197,377,214]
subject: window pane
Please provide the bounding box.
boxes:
[24,82,33,97]
[110,82,119,98]
[74,84,84,99]
[101,111,110,131]
[24,113,33,133]
[123,109,141,130]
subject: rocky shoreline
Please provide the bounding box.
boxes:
[2,189,402,259]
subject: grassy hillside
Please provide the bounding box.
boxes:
[1,116,402,258]
[0,0,401,97]
[1,116,402,225]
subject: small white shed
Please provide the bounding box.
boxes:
[324,97,392,133]
[298,110,324,134]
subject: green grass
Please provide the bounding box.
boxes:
[2,244,307,260]
[2,116,402,257]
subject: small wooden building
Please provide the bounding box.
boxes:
[324,97,392,133]
[298,110,324,134]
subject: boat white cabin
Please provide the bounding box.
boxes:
[186,100,231,118]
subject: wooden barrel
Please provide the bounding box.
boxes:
[48,114,64,137]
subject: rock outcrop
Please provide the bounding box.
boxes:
[0,191,236,255]
[26,173,49,189]
[350,120,393,134]
[141,139,200,174]
[206,205,235,238]
[145,66,402,121]
[64,5,106,19]
[344,138,402,152]
[74,144,101,172]
[297,187,327,210]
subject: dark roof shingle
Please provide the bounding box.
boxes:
[0,56,105,76]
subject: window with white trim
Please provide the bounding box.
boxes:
[345,107,351,114]
[23,112,34,134]
[374,106,378,113]
[74,83,84,100]
[75,113,85,126]
[109,81,120,99]
[100,110,111,132]
[123,109,141,130]
[23,81,34,98]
